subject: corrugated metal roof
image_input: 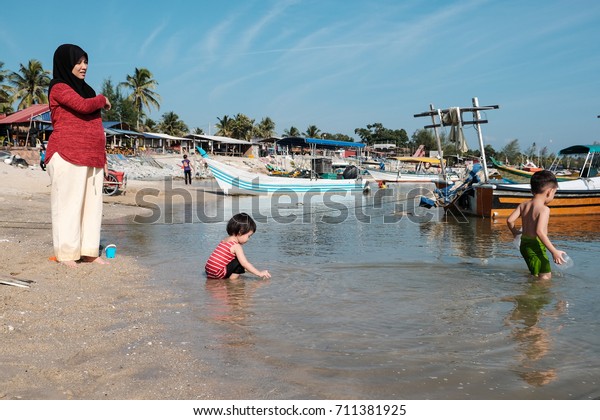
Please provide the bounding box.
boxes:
[145,131,190,141]
[0,104,50,124]
[110,128,143,136]
[101,121,144,136]
[187,134,252,145]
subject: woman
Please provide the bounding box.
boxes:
[45,44,111,267]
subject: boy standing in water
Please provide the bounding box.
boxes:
[205,213,271,280]
[507,170,567,280]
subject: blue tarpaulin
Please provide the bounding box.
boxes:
[277,136,364,149]
[305,137,365,148]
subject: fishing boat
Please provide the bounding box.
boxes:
[414,100,600,218]
[490,156,576,183]
[430,145,600,218]
[367,156,460,183]
[197,147,368,195]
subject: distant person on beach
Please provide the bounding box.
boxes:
[182,154,193,185]
[45,44,112,268]
[205,213,271,280]
[39,144,46,171]
[507,170,567,279]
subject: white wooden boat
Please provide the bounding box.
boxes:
[197,147,368,195]
[367,167,446,183]
[367,157,459,183]
[414,100,600,218]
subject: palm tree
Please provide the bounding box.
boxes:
[303,125,321,138]
[283,126,300,137]
[119,68,161,130]
[231,113,255,140]
[100,78,137,126]
[254,116,276,139]
[501,139,521,164]
[215,115,234,137]
[9,59,50,109]
[143,117,158,132]
[193,127,205,135]
[0,62,13,113]
[158,111,188,136]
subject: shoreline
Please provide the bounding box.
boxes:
[0,161,228,399]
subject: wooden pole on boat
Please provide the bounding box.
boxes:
[25,113,34,150]
[429,104,447,182]
[472,97,490,183]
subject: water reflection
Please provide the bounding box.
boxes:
[491,215,600,243]
[204,278,268,324]
[418,216,501,260]
[503,279,566,386]
[100,188,600,398]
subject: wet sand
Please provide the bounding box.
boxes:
[0,163,226,399]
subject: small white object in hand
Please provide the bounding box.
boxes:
[513,234,521,250]
[555,254,574,270]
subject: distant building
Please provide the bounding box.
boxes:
[0,104,51,147]
[185,134,254,157]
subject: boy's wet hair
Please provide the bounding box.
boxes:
[183,154,187,158]
[530,170,558,194]
[227,212,257,236]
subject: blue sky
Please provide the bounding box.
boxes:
[2,0,599,153]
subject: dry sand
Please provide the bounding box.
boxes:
[0,162,226,399]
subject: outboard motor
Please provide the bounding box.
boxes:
[342,165,358,179]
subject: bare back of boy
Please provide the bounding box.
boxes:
[518,199,549,238]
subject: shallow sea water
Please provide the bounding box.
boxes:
[104,183,600,399]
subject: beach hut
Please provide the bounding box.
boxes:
[103,122,145,154]
[185,134,253,157]
[0,104,51,148]
[144,132,193,154]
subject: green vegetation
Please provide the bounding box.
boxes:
[4,59,50,110]
[0,58,560,162]
[0,62,13,114]
[118,67,161,130]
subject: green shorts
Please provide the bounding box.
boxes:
[519,235,551,275]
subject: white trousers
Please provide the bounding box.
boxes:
[47,153,104,261]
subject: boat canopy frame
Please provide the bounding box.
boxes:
[550,144,600,178]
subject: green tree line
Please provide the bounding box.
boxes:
[1,58,563,164]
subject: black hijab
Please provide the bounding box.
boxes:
[48,44,96,99]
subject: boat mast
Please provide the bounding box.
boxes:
[472,97,490,183]
[431,104,447,182]
[412,104,447,182]
[414,97,499,183]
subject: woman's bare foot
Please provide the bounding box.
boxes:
[60,260,78,268]
[80,256,110,265]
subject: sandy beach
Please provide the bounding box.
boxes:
[0,159,229,399]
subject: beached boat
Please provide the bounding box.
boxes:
[367,156,460,183]
[490,156,576,183]
[431,145,600,218]
[197,147,368,195]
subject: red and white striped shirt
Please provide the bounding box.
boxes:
[205,241,237,279]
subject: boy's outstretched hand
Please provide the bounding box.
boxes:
[259,270,271,279]
[552,250,567,264]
